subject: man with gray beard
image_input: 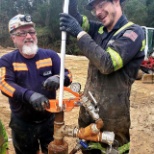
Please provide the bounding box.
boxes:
[0,14,72,154]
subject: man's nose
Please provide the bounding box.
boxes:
[25,32,32,38]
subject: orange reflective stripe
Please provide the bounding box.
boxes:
[0,81,15,97]
[0,67,15,97]
[36,58,52,69]
[13,63,28,71]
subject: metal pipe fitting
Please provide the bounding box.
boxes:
[80,96,99,121]
[54,124,65,140]
[101,131,115,145]
[57,124,115,147]
[48,112,68,154]
[62,124,100,141]
[76,124,101,142]
[62,125,78,137]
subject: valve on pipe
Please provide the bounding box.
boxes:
[62,125,115,146]
[67,92,116,153]
[47,87,116,154]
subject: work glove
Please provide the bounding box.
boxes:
[29,92,50,111]
[69,0,82,24]
[69,0,78,16]
[43,75,60,91]
[60,13,83,37]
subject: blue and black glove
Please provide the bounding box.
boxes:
[60,13,83,37]
[69,0,82,24]
[29,92,50,111]
[69,0,78,16]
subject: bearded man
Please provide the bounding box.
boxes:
[0,14,72,154]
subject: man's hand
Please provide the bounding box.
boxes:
[43,75,60,91]
[29,92,50,111]
[69,0,78,16]
[69,0,82,24]
[60,13,83,37]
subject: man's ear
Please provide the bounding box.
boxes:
[10,35,15,43]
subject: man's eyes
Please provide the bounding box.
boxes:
[13,31,36,36]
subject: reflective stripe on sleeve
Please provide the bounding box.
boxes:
[140,39,146,51]
[107,47,123,71]
[0,67,15,97]
[82,15,90,32]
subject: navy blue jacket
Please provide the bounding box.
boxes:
[0,48,72,122]
[77,15,145,145]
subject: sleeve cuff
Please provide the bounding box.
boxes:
[24,90,34,102]
[77,31,87,41]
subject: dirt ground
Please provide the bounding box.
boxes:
[0,47,154,154]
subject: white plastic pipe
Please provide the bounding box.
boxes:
[59,0,70,109]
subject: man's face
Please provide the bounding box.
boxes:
[11,25,38,58]
[92,0,120,31]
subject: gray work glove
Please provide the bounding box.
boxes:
[43,75,60,91]
[69,0,82,24]
[60,13,83,37]
[29,92,50,111]
[69,0,78,16]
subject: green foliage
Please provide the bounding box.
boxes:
[124,0,148,25]
[1,0,154,54]
[0,120,8,154]
[14,0,33,14]
[145,0,154,26]
[36,26,52,48]
[0,0,16,34]
[66,36,82,55]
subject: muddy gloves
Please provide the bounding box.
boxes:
[29,92,50,111]
[60,13,83,37]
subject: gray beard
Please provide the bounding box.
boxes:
[22,44,38,55]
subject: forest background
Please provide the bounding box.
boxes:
[0,0,154,55]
